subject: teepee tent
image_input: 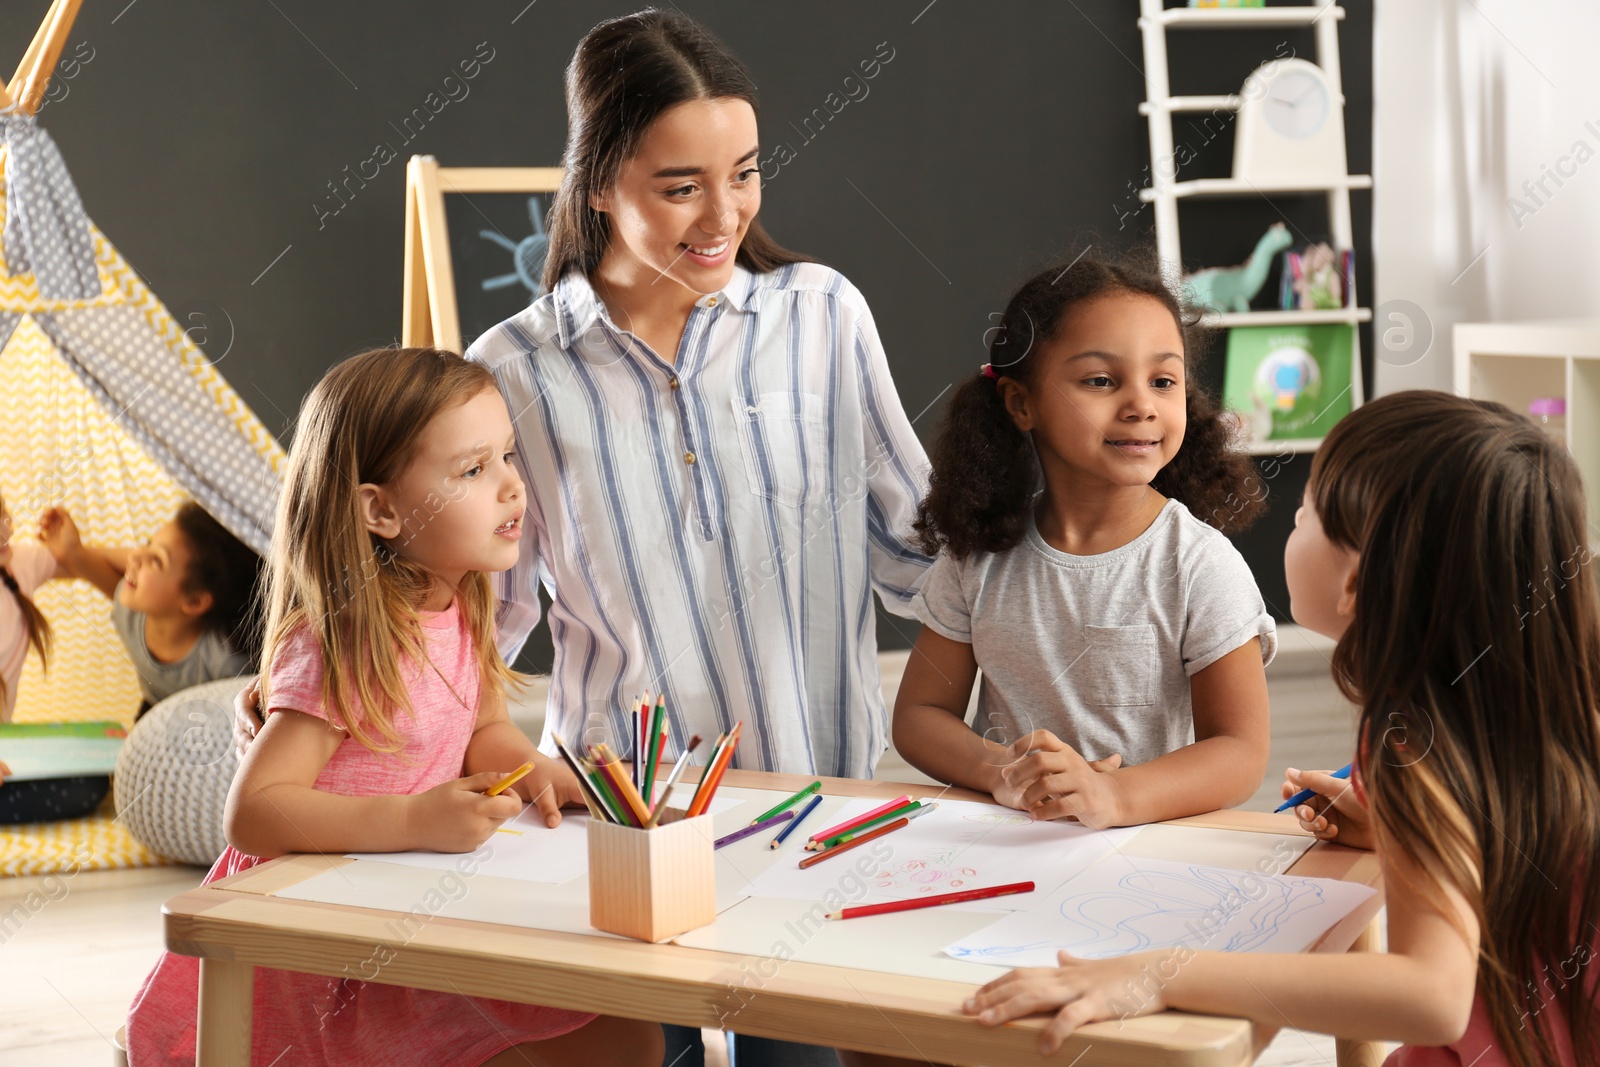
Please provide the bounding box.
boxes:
[1,0,283,726]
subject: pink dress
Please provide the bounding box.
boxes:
[125,601,595,1066]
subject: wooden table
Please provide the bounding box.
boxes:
[164,770,1384,1066]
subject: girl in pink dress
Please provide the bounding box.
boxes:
[126,347,662,1067]
[932,392,1600,1067]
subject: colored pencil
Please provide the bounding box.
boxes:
[807,795,912,847]
[644,734,703,827]
[715,810,794,849]
[818,801,936,849]
[750,781,822,825]
[549,732,608,820]
[807,798,921,850]
[798,816,909,869]
[825,881,1036,920]
[643,696,666,799]
[602,744,654,826]
[771,793,823,850]
[485,761,535,797]
[592,746,651,827]
[686,722,741,817]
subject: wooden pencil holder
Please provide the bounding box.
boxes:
[588,810,716,942]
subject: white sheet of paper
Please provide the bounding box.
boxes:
[943,853,1376,965]
[346,794,743,885]
[673,894,1011,985]
[742,797,1140,910]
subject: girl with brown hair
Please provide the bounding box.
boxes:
[467,16,932,1065]
[892,251,1274,829]
[963,391,1600,1067]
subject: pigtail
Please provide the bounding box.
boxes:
[913,371,1038,559]
[0,567,52,709]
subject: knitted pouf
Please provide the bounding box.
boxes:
[113,675,251,866]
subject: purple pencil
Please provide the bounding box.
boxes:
[714,810,795,850]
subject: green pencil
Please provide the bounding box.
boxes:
[813,800,926,849]
[750,780,822,826]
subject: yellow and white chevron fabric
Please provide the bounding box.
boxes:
[0,145,284,727]
[0,804,174,877]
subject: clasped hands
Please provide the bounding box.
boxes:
[990,729,1125,829]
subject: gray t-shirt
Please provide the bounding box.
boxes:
[912,499,1276,766]
[111,580,250,706]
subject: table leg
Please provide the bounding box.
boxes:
[1335,918,1388,1067]
[197,958,253,1066]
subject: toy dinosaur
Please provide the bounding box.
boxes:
[1183,222,1293,314]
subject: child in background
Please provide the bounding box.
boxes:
[0,486,109,823]
[962,392,1600,1066]
[41,500,259,715]
[893,253,1274,829]
[126,347,660,1067]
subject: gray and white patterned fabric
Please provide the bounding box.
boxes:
[1,112,98,301]
[35,308,278,555]
[114,675,250,866]
[2,109,280,555]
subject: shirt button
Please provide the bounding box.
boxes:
[705,296,718,307]
[684,451,696,465]
[670,377,680,390]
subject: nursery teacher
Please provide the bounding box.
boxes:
[466,11,932,780]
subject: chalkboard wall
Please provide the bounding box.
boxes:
[1,1,1372,669]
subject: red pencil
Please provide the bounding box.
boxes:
[806,795,911,847]
[797,815,908,869]
[825,881,1036,920]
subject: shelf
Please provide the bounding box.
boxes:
[1140,176,1373,202]
[1139,95,1239,115]
[1202,308,1372,328]
[1242,438,1323,456]
[1144,6,1345,30]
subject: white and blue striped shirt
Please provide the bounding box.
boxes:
[467,263,934,779]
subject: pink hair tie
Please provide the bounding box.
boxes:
[980,363,999,380]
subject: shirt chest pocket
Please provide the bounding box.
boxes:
[732,391,826,508]
[1079,624,1158,708]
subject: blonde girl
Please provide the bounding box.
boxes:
[126,348,660,1067]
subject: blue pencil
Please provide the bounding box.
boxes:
[770,793,824,850]
[1275,763,1353,813]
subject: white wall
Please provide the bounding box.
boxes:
[1374,0,1600,393]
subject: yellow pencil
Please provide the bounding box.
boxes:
[486,761,535,797]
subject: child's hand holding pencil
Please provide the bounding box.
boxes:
[493,753,590,829]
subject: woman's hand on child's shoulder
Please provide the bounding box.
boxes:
[514,754,587,829]
[998,730,1126,829]
[1283,767,1373,850]
[233,677,264,760]
[406,772,524,852]
[964,949,1167,1056]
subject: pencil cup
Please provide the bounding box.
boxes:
[588,810,716,942]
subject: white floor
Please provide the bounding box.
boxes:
[2,624,1378,1066]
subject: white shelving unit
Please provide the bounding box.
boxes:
[1454,321,1600,532]
[1136,0,1369,455]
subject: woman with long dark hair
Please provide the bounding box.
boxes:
[467,12,932,1066]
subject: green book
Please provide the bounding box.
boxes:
[1223,324,1354,442]
[0,721,126,781]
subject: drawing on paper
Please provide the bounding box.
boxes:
[947,862,1339,961]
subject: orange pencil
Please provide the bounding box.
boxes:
[485,761,535,797]
[797,816,907,869]
[687,722,741,817]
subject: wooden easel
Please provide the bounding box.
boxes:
[2,0,84,115]
[401,155,563,354]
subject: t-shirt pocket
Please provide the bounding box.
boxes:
[732,391,825,508]
[1080,624,1158,708]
